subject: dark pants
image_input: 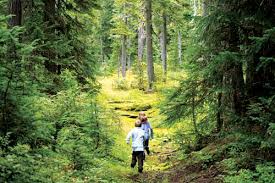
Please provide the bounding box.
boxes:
[131,151,144,173]
[144,139,150,154]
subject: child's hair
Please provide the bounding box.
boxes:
[139,111,145,116]
[135,120,142,127]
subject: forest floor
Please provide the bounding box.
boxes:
[98,71,223,183]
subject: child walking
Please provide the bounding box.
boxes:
[126,120,145,173]
[139,112,153,155]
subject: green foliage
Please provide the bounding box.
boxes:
[131,61,146,90]
[225,162,275,183]
[191,151,214,168]
[0,15,39,142]
[112,79,129,90]
[221,158,238,175]
[0,71,117,182]
[172,128,196,153]
[261,122,275,150]
[0,0,274,182]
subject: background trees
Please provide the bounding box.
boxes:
[108,0,190,89]
[1,0,274,182]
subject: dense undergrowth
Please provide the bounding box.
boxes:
[0,70,122,182]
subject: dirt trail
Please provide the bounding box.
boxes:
[98,76,223,183]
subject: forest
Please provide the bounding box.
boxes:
[0,0,274,182]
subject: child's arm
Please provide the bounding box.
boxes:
[126,130,132,144]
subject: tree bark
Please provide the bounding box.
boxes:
[193,0,198,16]
[232,63,245,116]
[137,18,146,90]
[118,47,121,78]
[8,0,22,27]
[160,12,167,81]
[120,3,128,78]
[121,35,127,78]
[127,38,132,70]
[138,21,146,63]
[216,92,223,132]
[145,0,154,90]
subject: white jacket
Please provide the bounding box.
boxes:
[126,127,145,151]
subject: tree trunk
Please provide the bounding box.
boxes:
[232,63,245,116]
[127,38,132,70]
[193,0,198,16]
[8,0,22,58]
[120,3,128,78]
[160,12,167,81]
[118,47,121,78]
[138,21,146,63]
[137,19,146,90]
[121,35,127,78]
[145,0,154,90]
[8,0,22,27]
[178,30,182,65]
[216,92,223,132]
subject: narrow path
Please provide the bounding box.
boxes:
[98,75,176,182]
[98,74,225,183]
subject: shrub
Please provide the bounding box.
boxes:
[112,79,129,90]
[224,162,275,183]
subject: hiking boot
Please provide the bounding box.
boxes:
[138,169,143,173]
